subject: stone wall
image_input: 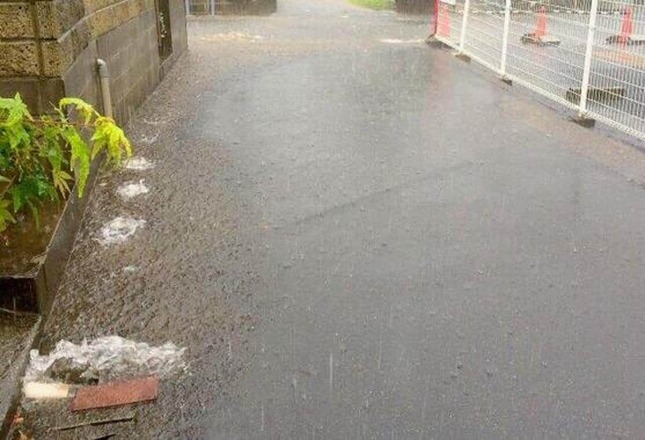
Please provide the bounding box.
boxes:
[94,8,161,122]
[168,0,188,70]
[0,0,187,122]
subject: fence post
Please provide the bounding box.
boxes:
[185,0,190,14]
[500,0,512,77]
[209,0,215,15]
[579,0,599,117]
[458,0,472,53]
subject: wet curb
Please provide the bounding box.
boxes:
[0,317,41,438]
[0,162,100,437]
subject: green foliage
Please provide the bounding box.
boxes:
[348,0,394,10]
[0,94,132,233]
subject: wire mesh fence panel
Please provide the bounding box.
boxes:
[431,0,645,140]
[584,2,645,138]
[187,0,212,14]
[505,2,591,109]
[463,0,507,71]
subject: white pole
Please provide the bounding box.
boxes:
[185,0,190,14]
[500,0,512,76]
[96,60,113,119]
[579,0,599,116]
[459,0,472,52]
[209,0,215,15]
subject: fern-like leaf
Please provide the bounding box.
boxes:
[59,97,99,125]
[0,93,132,233]
[62,127,91,196]
[0,199,15,231]
[52,169,72,196]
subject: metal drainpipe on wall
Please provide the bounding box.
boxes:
[96,59,113,119]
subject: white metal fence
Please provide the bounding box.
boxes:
[434,0,645,140]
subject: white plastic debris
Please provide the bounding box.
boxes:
[125,156,155,170]
[23,382,70,399]
[123,265,139,274]
[25,336,186,384]
[116,180,149,200]
[97,217,146,246]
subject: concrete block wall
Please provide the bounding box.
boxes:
[0,1,66,113]
[0,0,187,122]
[94,8,161,123]
[169,0,188,66]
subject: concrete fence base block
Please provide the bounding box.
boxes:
[520,33,562,46]
[425,36,451,48]
[606,34,645,46]
[455,52,471,63]
[572,115,596,128]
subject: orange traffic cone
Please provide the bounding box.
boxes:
[438,4,451,37]
[620,7,633,44]
[535,6,547,39]
[521,5,560,46]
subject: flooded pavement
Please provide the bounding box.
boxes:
[11,0,645,438]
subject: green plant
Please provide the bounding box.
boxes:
[348,0,395,10]
[0,94,132,233]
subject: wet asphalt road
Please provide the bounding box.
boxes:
[18,0,645,438]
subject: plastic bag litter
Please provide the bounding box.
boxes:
[23,382,70,399]
[97,217,146,246]
[25,336,186,383]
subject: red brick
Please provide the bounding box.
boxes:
[71,376,159,412]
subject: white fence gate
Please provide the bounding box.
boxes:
[433,0,645,140]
